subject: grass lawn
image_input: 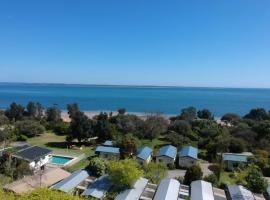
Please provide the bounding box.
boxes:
[219,171,247,185]
[0,174,12,189]
[66,158,90,172]
[27,131,94,157]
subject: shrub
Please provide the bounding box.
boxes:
[203,174,218,187]
[143,162,168,184]
[87,157,107,176]
[184,164,203,185]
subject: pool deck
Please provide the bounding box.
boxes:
[48,153,86,168]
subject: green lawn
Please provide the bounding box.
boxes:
[66,158,90,172]
[219,171,247,185]
[27,131,94,157]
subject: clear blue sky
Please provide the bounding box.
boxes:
[0,0,270,88]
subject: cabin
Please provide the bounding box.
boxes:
[12,145,52,170]
[52,169,94,195]
[81,175,112,199]
[153,178,180,200]
[213,187,227,200]
[222,152,252,171]
[103,140,113,146]
[137,146,153,165]
[178,146,198,168]
[227,185,255,200]
[191,180,214,200]
[95,146,120,160]
[156,145,177,166]
[115,177,149,200]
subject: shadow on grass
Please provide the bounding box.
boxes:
[45,141,93,149]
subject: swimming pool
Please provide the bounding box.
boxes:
[49,155,74,166]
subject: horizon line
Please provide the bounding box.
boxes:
[0,81,270,90]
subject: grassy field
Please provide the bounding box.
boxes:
[27,131,94,157]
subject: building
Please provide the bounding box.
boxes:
[156,145,177,166]
[52,169,94,194]
[222,152,252,171]
[228,185,255,200]
[81,175,112,199]
[12,145,52,170]
[115,177,149,200]
[213,187,227,200]
[153,178,180,200]
[178,146,198,168]
[4,167,70,194]
[103,140,113,146]
[137,146,153,164]
[191,180,214,200]
[95,146,120,160]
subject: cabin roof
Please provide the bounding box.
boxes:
[153,179,180,200]
[191,180,214,200]
[179,146,198,159]
[95,146,120,154]
[137,146,152,161]
[157,145,177,159]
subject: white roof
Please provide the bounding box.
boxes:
[153,179,180,200]
[115,177,148,200]
[228,185,255,200]
[191,180,214,200]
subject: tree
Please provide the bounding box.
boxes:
[87,157,107,176]
[0,114,9,126]
[46,106,61,122]
[244,108,269,121]
[143,162,168,184]
[184,164,203,185]
[0,128,12,147]
[94,112,113,141]
[168,120,193,137]
[15,120,45,137]
[142,113,168,139]
[166,131,190,147]
[197,109,214,120]
[117,108,126,115]
[69,111,93,142]
[221,113,240,123]
[5,102,25,121]
[180,106,197,121]
[117,133,140,157]
[246,164,267,193]
[107,159,143,188]
[26,101,44,119]
[228,138,246,153]
[67,103,79,118]
[203,174,218,187]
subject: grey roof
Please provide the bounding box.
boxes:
[14,146,52,162]
[153,178,180,200]
[115,177,148,200]
[223,153,248,162]
[228,185,255,200]
[191,180,214,200]
[157,145,177,159]
[95,146,120,154]
[81,175,112,199]
[137,146,152,161]
[52,169,91,193]
[103,140,113,146]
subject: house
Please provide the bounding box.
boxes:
[115,177,149,200]
[81,175,112,199]
[227,185,255,200]
[52,169,94,194]
[156,145,177,166]
[137,146,153,164]
[12,145,52,170]
[191,180,214,200]
[95,146,120,160]
[178,146,198,168]
[153,178,180,200]
[4,167,70,194]
[222,152,252,171]
[103,140,113,146]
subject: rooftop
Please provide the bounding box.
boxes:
[95,146,120,154]
[191,180,214,200]
[115,177,149,200]
[52,169,91,193]
[81,175,112,199]
[153,178,180,200]
[137,146,153,161]
[157,145,177,159]
[103,140,113,146]
[13,146,52,162]
[223,153,250,162]
[228,185,255,200]
[179,146,198,159]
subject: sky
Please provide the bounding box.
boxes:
[0,0,270,88]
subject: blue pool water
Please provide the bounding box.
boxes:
[50,155,73,165]
[1,83,270,116]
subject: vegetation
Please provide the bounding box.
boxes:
[107,159,143,188]
[142,162,168,184]
[246,164,268,193]
[184,164,203,185]
[87,157,107,176]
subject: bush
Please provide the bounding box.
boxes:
[184,164,203,185]
[203,174,218,187]
[246,165,268,193]
[87,157,107,176]
[167,163,175,170]
[143,162,168,184]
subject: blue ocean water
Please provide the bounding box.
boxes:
[0,83,270,117]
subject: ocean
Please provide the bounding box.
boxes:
[0,83,270,117]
